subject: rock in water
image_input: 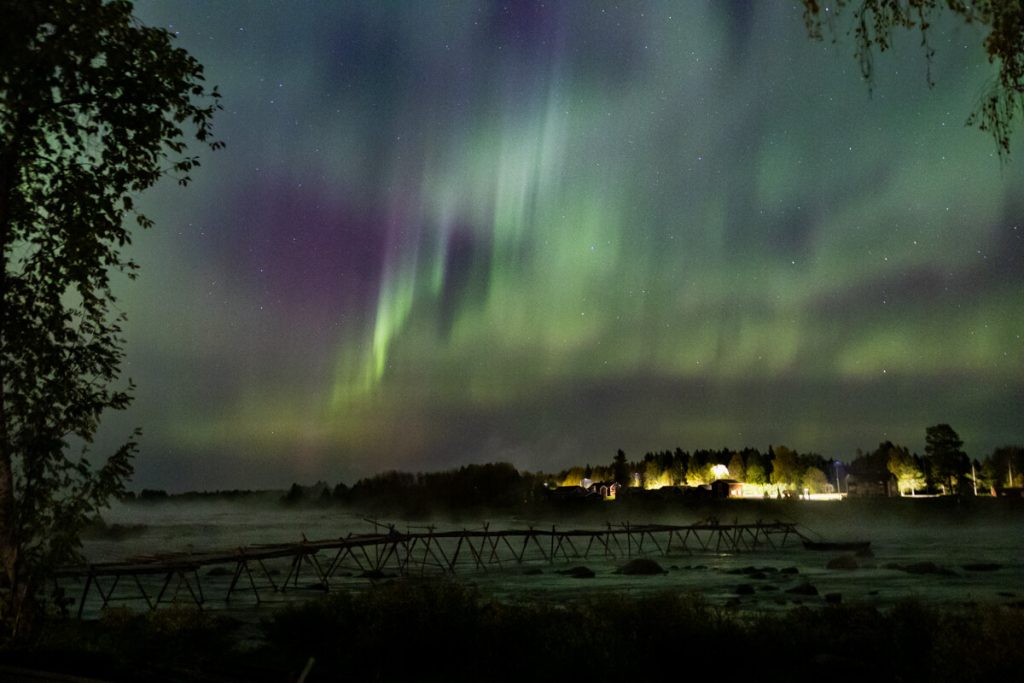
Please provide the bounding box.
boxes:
[963,563,1001,572]
[824,592,843,604]
[901,562,954,576]
[826,555,859,570]
[522,567,543,576]
[359,569,393,580]
[735,584,755,595]
[786,583,819,596]
[557,566,595,579]
[615,558,667,575]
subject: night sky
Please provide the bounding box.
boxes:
[113,1,1023,490]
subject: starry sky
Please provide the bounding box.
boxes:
[111,1,1023,490]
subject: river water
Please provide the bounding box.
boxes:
[73,497,1024,619]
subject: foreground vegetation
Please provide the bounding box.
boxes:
[3,580,1022,682]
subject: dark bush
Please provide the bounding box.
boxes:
[7,585,1024,682]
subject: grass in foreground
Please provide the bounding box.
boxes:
[2,580,1023,682]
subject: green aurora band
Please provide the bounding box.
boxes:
[118,1,1021,489]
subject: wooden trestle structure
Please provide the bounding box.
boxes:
[57,520,808,617]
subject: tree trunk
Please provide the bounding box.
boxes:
[0,450,22,637]
[1,132,26,638]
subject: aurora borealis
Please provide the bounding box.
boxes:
[116,1,1022,490]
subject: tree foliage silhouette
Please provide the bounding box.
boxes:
[0,0,220,637]
[802,0,1023,159]
[769,445,802,490]
[612,449,629,486]
[886,443,925,495]
[924,423,969,494]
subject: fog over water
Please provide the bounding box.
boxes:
[72,499,1024,619]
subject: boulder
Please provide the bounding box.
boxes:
[735,584,756,595]
[359,569,394,580]
[557,566,595,579]
[826,555,859,570]
[824,592,843,605]
[615,558,667,575]
[785,582,819,596]
[901,562,954,576]
[963,563,1001,572]
[779,566,799,575]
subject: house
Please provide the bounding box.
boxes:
[845,473,896,497]
[585,481,621,499]
[710,479,744,498]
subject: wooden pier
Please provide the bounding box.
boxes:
[56,520,808,616]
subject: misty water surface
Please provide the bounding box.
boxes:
[73,498,1024,618]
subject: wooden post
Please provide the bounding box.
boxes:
[77,571,94,619]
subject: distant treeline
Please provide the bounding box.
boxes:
[280,462,548,514]
[129,425,1023,507]
[124,489,282,503]
[555,429,1022,498]
[282,435,1021,510]
[270,445,835,511]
